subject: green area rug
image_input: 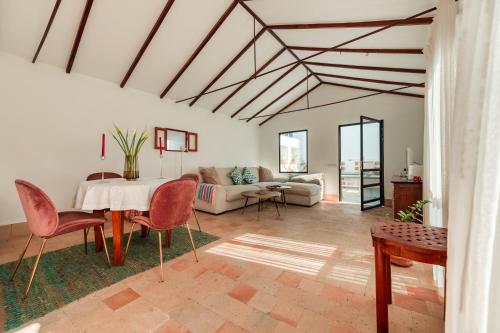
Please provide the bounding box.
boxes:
[0,228,218,331]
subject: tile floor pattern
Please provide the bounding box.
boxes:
[0,202,444,333]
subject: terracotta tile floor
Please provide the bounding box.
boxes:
[0,202,445,333]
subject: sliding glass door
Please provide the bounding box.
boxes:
[360,116,384,211]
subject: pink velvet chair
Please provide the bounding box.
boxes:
[12,180,111,298]
[123,179,198,282]
[180,173,202,232]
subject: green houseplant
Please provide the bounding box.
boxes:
[110,124,149,181]
[390,199,431,266]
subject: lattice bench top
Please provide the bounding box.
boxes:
[371,221,447,260]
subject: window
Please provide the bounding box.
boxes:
[279,130,308,173]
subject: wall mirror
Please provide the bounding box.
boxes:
[154,127,198,152]
[187,132,198,152]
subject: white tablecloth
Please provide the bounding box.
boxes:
[74,178,172,211]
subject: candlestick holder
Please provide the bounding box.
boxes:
[158,154,165,179]
[97,156,108,184]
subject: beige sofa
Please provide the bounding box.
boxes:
[194,167,323,214]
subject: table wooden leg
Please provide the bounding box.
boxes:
[111,211,124,266]
[140,225,149,238]
[92,210,104,252]
[374,242,389,333]
[165,230,172,248]
[242,198,248,214]
[386,255,392,304]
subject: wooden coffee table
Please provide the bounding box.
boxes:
[241,190,281,219]
[266,185,292,208]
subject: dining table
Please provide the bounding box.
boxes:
[74,177,172,265]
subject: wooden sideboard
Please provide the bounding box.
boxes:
[391,176,423,218]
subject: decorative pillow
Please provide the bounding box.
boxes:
[229,167,244,185]
[259,166,274,182]
[199,167,220,184]
[242,167,257,184]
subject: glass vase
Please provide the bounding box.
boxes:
[123,154,139,181]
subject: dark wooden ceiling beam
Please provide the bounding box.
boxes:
[189,27,266,107]
[231,63,300,118]
[32,0,62,63]
[66,0,94,73]
[160,0,238,98]
[120,0,176,88]
[305,61,425,74]
[323,82,424,98]
[268,17,433,30]
[259,83,322,126]
[212,47,286,113]
[289,46,423,54]
[315,72,424,87]
[237,1,323,104]
[246,74,313,122]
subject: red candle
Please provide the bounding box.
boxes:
[159,137,163,156]
[101,133,106,159]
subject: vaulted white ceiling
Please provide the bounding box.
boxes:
[0,0,435,125]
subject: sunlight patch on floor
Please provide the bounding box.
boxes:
[233,233,337,257]
[206,242,325,275]
[328,264,371,285]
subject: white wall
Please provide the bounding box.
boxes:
[258,84,424,199]
[0,52,259,225]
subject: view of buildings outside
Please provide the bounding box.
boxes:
[340,123,381,204]
[279,130,308,173]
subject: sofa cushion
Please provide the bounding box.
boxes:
[229,167,244,185]
[225,185,260,201]
[283,182,321,197]
[259,166,274,182]
[199,167,220,184]
[242,167,257,184]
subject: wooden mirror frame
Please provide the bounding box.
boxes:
[187,132,198,152]
[154,127,188,152]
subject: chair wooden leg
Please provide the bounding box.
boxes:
[99,225,111,267]
[193,208,201,232]
[185,223,198,262]
[23,238,47,299]
[10,233,33,281]
[123,222,136,263]
[83,228,89,255]
[158,231,164,282]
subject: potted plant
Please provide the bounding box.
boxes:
[110,124,149,181]
[390,199,431,267]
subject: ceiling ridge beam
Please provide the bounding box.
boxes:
[305,61,425,74]
[66,0,94,73]
[258,83,322,126]
[211,47,286,113]
[246,73,313,123]
[289,46,423,54]
[120,0,176,88]
[32,0,62,63]
[231,63,300,118]
[268,17,433,30]
[323,82,424,98]
[316,72,424,87]
[159,0,239,98]
[188,27,266,107]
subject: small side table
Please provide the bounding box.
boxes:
[371,221,447,333]
[241,190,281,219]
[266,185,292,208]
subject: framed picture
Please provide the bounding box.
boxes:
[187,132,198,152]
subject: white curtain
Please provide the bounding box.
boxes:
[423,0,457,287]
[445,0,500,331]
